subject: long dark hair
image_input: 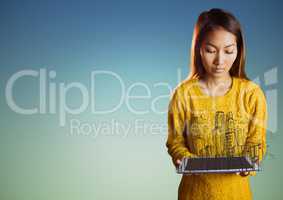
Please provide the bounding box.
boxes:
[188,8,248,80]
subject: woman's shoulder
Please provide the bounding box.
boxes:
[174,77,199,91]
[234,77,266,105]
[170,77,198,97]
[234,77,263,92]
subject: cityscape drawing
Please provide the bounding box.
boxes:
[187,111,262,164]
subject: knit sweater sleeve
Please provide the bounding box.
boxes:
[166,87,197,168]
[244,85,268,176]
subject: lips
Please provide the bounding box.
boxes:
[214,68,225,72]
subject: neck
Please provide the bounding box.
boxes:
[203,74,232,88]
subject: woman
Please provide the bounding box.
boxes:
[166,8,267,200]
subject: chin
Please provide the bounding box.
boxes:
[214,72,225,76]
[209,72,228,78]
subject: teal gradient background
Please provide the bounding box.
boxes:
[0,0,282,199]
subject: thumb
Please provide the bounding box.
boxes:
[176,159,182,166]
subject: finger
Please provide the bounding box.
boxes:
[239,172,250,177]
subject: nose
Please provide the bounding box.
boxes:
[214,52,225,66]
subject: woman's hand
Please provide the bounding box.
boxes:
[236,171,250,177]
[176,159,182,167]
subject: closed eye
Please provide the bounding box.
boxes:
[205,49,216,54]
[225,51,234,54]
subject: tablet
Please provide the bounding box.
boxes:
[177,156,260,174]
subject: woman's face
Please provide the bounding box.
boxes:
[200,27,238,79]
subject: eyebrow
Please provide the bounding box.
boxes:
[206,42,236,48]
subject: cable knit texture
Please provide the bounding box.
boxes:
[166,76,267,200]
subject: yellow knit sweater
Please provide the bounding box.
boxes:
[166,76,267,200]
